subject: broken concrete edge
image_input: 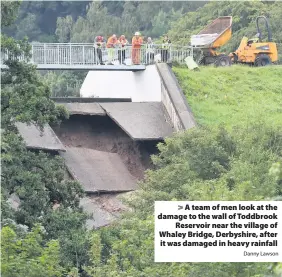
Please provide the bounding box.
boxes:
[60,156,84,185]
[15,122,66,152]
[26,145,66,152]
[64,163,136,193]
[51,97,132,103]
[82,192,134,229]
[156,63,197,131]
[55,103,106,116]
[103,110,167,141]
[64,111,105,116]
[60,147,137,192]
[84,188,135,194]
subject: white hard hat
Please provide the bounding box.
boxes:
[135,32,140,36]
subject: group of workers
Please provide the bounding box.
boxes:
[93,32,171,65]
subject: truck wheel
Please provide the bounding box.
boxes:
[254,54,271,66]
[214,55,232,67]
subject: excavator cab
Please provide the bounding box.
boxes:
[230,16,278,66]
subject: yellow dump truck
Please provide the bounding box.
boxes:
[190,16,232,67]
[191,15,278,67]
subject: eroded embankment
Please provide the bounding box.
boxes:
[52,115,160,180]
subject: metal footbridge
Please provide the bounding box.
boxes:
[1,43,193,70]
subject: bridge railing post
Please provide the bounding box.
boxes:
[57,44,59,64]
[83,45,85,65]
[69,44,72,65]
[44,43,46,65]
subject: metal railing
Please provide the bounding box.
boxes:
[1,43,193,67]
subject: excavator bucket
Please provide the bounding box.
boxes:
[191,16,232,49]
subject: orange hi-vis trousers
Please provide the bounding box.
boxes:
[132,47,141,64]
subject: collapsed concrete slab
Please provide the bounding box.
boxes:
[100,102,174,140]
[80,194,128,229]
[61,147,137,193]
[15,122,66,152]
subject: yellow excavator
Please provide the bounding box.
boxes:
[230,16,278,66]
[190,16,278,67]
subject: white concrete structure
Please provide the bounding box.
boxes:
[80,65,161,102]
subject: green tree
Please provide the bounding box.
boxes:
[120,2,138,37]
[1,2,88,273]
[54,1,206,42]
[1,1,21,27]
[1,225,64,277]
[42,71,85,97]
[151,11,168,38]
[56,15,74,43]
[2,1,90,42]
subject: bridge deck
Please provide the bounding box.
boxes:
[1,43,193,70]
[0,64,146,71]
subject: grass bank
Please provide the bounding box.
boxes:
[173,65,282,128]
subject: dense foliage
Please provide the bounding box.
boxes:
[1,2,89,275]
[1,225,64,277]
[2,1,205,42]
[2,1,90,42]
[42,71,86,97]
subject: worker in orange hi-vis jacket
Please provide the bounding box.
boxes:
[106,34,118,65]
[132,32,143,65]
[117,35,128,65]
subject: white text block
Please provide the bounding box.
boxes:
[155,201,282,262]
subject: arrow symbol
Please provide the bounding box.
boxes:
[178,205,183,210]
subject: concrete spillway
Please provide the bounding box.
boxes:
[61,147,137,193]
[100,102,174,140]
[80,65,162,102]
[56,101,174,140]
[17,63,196,229]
